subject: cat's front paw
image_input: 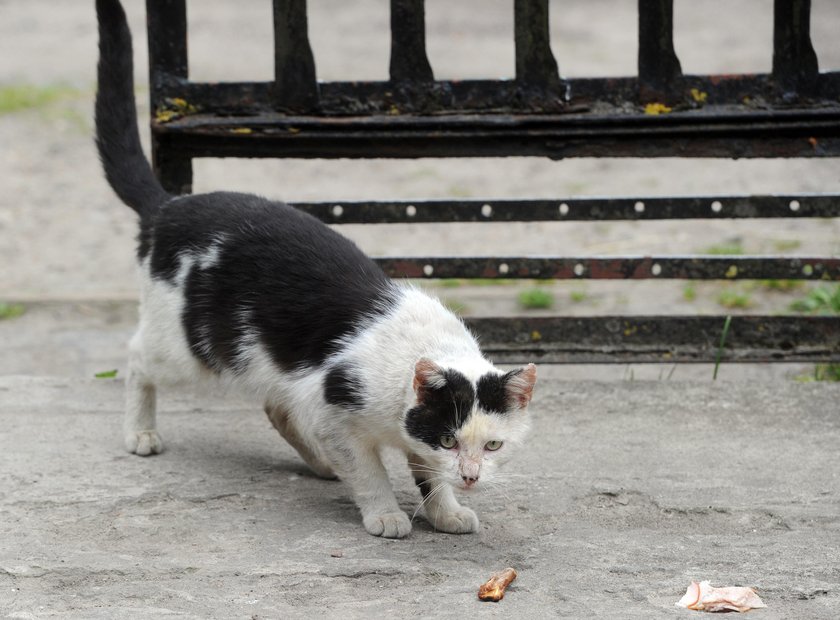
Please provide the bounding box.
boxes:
[363,511,412,538]
[429,506,480,534]
[125,430,163,456]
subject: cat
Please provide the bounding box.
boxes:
[95,0,537,538]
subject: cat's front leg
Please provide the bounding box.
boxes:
[321,434,411,538]
[409,453,479,534]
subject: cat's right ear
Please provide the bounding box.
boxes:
[413,358,446,400]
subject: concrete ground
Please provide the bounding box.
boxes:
[2,0,840,618]
[2,377,839,618]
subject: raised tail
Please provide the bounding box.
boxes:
[95,0,171,219]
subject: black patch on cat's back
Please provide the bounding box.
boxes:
[324,363,364,410]
[144,192,398,371]
[476,372,511,414]
[405,369,476,449]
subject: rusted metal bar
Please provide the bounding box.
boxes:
[514,0,561,89]
[273,0,318,109]
[152,106,840,159]
[376,256,840,281]
[466,316,840,364]
[149,71,840,115]
[773,0,819,94]
[638,0,682,97]
[146,0,192,194]
[291,194,840,223]
[390,0,433,83]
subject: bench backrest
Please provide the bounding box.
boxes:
[145,0,840,364]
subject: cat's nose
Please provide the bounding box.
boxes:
[462,475,478,487]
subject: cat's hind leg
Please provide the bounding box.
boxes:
[124,331,162,455]
[409,452,479,534]
[264,404,336,479]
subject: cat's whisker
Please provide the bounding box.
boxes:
[411,478,447,522]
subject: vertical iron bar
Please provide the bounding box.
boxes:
[146,0,192,194]
[390,0,433,82]
[773,0,819,93]
[638,0,682,96]
[514,0,560,88]
[273,0,318,109]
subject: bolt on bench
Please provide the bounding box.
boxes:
[145,0,840,365]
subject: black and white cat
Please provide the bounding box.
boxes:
[95,0,537,538]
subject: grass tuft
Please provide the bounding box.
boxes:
[789,285,840,315]
[0,302,26,320]
[717,288,752,309]
[518,288,554,310]
[0,83,78,115]
[703,241,744,255]
[569,290,587,303]
[759,279,803,292]
[442,299,469,316]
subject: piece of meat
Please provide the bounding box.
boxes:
[478,567,517,602]
[676,580,767,612]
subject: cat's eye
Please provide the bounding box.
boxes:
[485,440,503,451]
[439,435,457,449]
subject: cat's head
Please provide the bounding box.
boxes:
[404,358,537,491]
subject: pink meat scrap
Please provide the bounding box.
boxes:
[676,580,766,613]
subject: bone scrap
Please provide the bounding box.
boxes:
[478,567,517,602]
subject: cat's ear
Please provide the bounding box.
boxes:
[505,363,537,409]
[413,358,446,400]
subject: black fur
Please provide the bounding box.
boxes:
[404,370,476,449]
[95,0,171,220]
[476,371,514,414]
[163,194,397,371]
[414,476,434,500]
[324,363,366,410]
[95,0,398,373]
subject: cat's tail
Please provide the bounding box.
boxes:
[95,0,171,220]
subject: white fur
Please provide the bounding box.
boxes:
[127,263,534,538]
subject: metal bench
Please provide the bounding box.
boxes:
[145,0,840,365]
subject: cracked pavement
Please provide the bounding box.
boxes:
[2,377,838,618]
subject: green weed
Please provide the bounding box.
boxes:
[789,285,840,314]
[518,288,554,309]
[0,83,78,115]
[713,315,732,380]
[717,288,752,309]
[759,279,803,292]
[795,364,840,383]
[682,284,697,301]
[0,302,25,320]
[772,239,802,252]
[789,285,840,381]
[94,369,118,379]
[814,364,840,382]
[569,290,587,303]
[703,241,744,255]
[442,299,469,316]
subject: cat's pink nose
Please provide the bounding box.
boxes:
[462,475,478,487]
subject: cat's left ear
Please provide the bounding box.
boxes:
[413,358,447,401]
[505,363,537,409]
